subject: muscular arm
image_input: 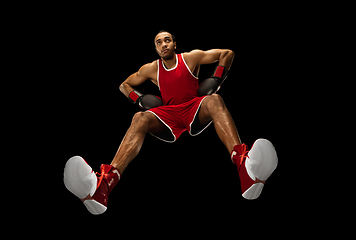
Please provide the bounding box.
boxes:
[119,73,145,98]
[119,62,157,97]
[191,49,235,70]
[190,49,235,96]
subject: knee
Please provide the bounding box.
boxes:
[131,112,152,131]
[206,94,226,110]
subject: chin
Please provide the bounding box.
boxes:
[161,51,175,60]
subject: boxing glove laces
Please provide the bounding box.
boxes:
[197,65,228,96]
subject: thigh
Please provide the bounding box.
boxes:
[143,111,168,134]
[196,97,213,125]
[145,107,184,142]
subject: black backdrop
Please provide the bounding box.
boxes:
[40,9,299,235]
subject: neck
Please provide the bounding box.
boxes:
[162,54,176,69]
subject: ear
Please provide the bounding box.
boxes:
[174,42,177,49]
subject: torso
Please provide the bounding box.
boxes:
[156,53,199,105]
[148,51,200,87]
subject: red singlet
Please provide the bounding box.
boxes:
[158,53,199,105]
[147,53,212,142]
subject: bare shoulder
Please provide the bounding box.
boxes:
[138,60,158,79]
[136,60,158,85]
[190,49,205,55]
[183,49,204,60]
[184,49,229,65]
[183,49,220,63]
[182,49,205,66]
[139,60,157,74]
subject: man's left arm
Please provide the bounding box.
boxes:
[194,49,235,96]
[197,49,235,70]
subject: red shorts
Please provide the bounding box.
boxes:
[146,96,212,142]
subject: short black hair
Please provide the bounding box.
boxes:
[155,30,176,43]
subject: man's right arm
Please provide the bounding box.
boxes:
[119,63,153,97]
[119,62,162,110]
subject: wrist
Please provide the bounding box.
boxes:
[128,90,143,105]
[212,65,229,84]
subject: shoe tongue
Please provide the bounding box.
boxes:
[231,144,248,156]
[100,164,113,174]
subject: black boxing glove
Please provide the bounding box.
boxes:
[197,65,229,96]
[128,90,163,110]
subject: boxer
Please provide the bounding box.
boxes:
[64,30,278,214]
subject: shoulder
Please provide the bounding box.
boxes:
[183,49,220,62]
[183,49,204,59]
[138,60,158,77]
[184,49,232,65]
[139,60,158,72]
[182,49,205,64]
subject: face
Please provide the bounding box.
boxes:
[154,32,176,60]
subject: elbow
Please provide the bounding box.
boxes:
[220,49,235,59]
[119,82,125,94]
[120,82,130,96]
[120,81,134,97]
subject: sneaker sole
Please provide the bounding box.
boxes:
[243,139,278,200]
[83,199,107,215]
[64,156,107,214]
[64,156,97,199]
[242,182,264,199]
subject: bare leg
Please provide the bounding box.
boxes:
[110,111,166,174]
[198,94,241,153]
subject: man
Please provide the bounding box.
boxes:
[64,30,278,215]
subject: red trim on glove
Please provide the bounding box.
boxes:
[129,91,140,102]
[213,66,225,78]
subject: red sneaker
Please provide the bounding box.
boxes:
[64,156,120,215]
[231,139,278,199]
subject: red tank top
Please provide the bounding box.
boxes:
[157,53,199,105]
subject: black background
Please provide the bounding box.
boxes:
[28,6,304,235]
